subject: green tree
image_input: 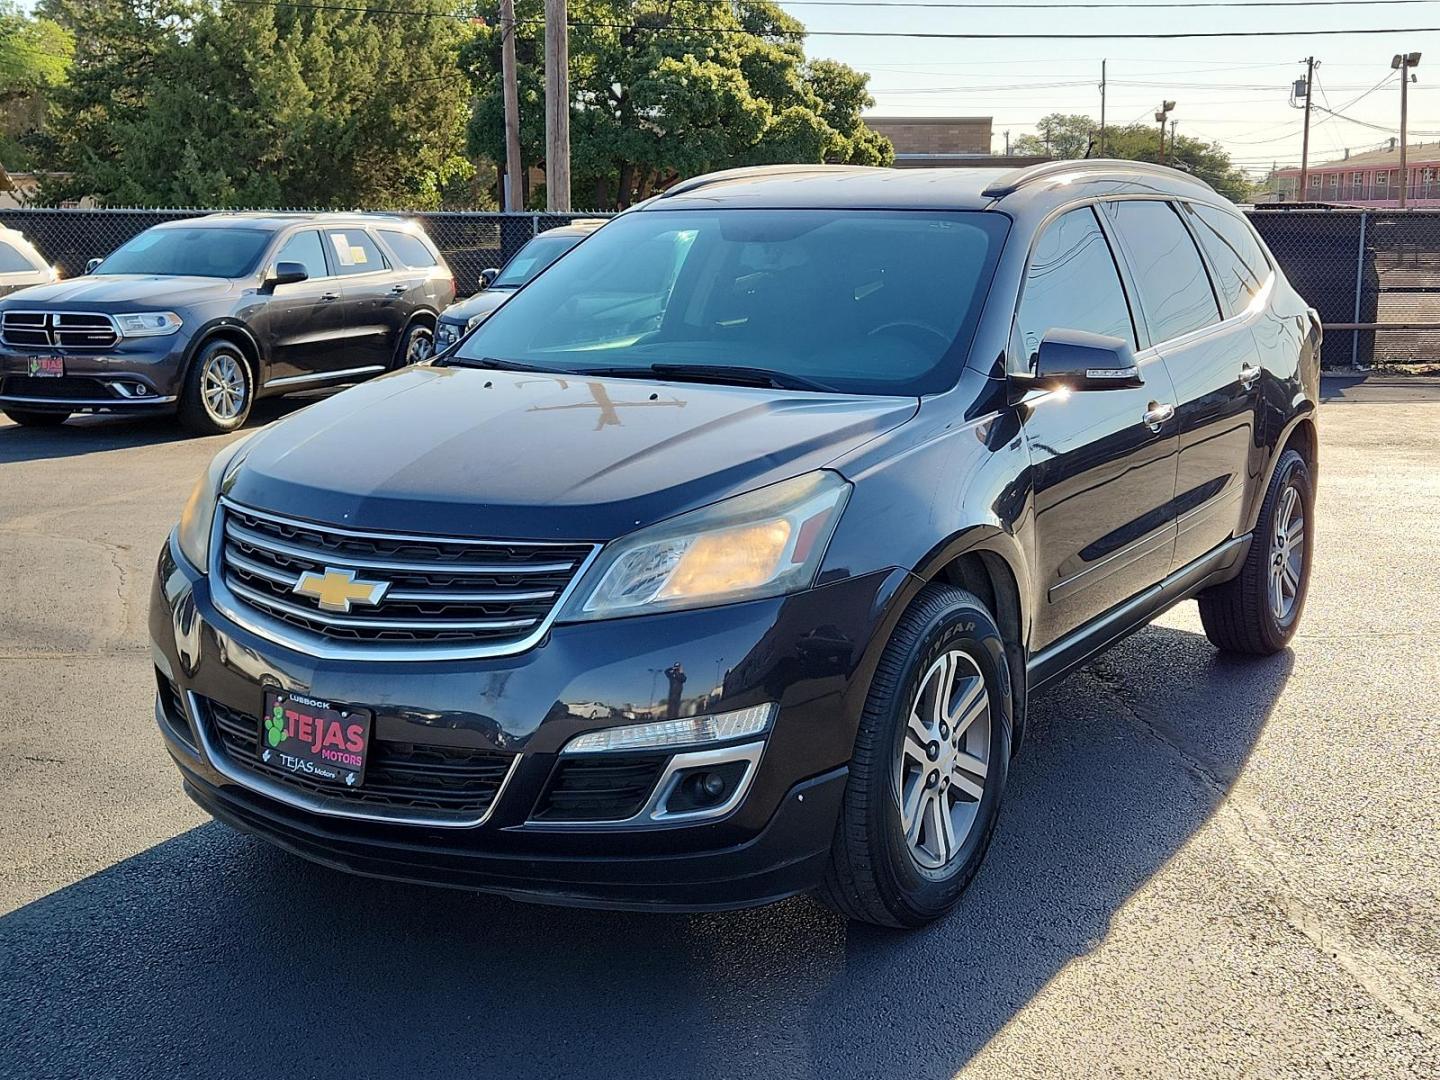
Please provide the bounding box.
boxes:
[37,0,476,208]
[462,0,892,209]
[1012,112,1251,202]
[0,1,74,172]
[0,1,72,105]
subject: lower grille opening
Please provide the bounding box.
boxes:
[156,670,196,749]
[532,755,668,822]
[1,375,117,401]
[199,696,514,819]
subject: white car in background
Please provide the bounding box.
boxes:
[0,226,58,298]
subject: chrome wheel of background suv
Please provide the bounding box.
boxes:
[898,650,991,870]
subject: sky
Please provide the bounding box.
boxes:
[14,0,1439,177]
[776,0,1440,176]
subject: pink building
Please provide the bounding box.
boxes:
[1270,141,1440,207]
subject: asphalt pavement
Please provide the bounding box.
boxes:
[1,380,1437,1079]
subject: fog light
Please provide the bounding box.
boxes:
[561,703,776,754]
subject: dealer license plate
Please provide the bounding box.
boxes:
[259,691,371,788]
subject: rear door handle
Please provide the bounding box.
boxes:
[1143,402,1175,432]
[389,284,408,295]
[1239,364,1262,389]
[319,291,340,302]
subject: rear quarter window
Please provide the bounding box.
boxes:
[379,229,439,268]
[0,239,43,274]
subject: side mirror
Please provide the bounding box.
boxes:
[1027,329,1143,391]
[263,261,309,291]
[478,267,499,289]
[85,258,103,274]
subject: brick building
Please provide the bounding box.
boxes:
[1270,141,1440,206]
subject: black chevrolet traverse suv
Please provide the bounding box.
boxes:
[152,163,1319,926]
[0,212,453,434]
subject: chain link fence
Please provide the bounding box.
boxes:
[1249,207,1440,368]
[5,205,1440,367]
[0,208,612,298]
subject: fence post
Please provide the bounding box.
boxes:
[532,213,540,237]
[1352,210,1367,368]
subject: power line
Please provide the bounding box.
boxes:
[227,2,1440,40]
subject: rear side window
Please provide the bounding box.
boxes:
[1184,203,1271,318]
[1016,206,1135,366]
[0,240,41,273]
[274,230,329,280]
[324,229,388,276]
[1106,200,1220,343]
[379,228,438,268]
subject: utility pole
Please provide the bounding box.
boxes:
[1299,56,1315,202]
[1169,119,1178,159]
[544,0,571,211]
[1155,100,1175,165]
[499,0,523,212]
[1393,51,1422,207]
[1003,130,1011,155]
[1099,59,1107,156]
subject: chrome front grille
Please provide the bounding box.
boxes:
[214,500,599,657]
[0,310,120,350]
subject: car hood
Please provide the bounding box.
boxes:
[440,289,513,324]
[228,365,918,541]
[1,275,235,307]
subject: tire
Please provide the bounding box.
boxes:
[1198,447,1314,655]
[392,321,434,369]
[816,584,1013,928]
[178,339,254,436]
[2,408,70,428]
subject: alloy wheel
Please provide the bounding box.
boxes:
[897,650,992,871]
[1268,482,1305,623]
[405,328,434,365]
[201,350,247,421]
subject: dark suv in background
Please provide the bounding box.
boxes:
[152,163,1319,927]
[0,212,453,434]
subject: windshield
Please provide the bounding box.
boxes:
[456,209,1008,395]
[97,227,271,278]
[491,233,584,288]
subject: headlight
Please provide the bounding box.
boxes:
[176,435,256,570]
[116,311,183,337]
[465,312,488,331]
[560,471,850,621]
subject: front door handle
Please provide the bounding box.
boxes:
[1239,363,1262,389]
[1143,402,1175,432]
[389,284,408,295]
[319,291,340,303]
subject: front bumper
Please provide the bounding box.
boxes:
[151,535,913,910]
[0,334,189,413]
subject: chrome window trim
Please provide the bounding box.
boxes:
[208,499,603,662]
[182,690,520,828]
[523,739,767,830]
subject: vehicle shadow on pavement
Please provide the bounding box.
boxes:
[0,624,1291,1080]
[0,398,318,465]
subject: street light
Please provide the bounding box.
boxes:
[1392,53,1421,207]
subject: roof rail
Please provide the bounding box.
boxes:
[981,159,1214,198]
[660,164,880,199]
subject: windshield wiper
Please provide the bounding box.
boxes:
[439,355,573,374]
[578,363,839,393]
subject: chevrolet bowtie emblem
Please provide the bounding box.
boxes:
[292,567,389,613]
